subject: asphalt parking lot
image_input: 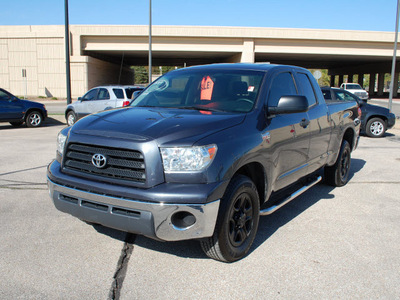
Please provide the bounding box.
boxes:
[1,118,400,299]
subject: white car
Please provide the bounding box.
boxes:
[65,85,143,126]
[340,83,369,101]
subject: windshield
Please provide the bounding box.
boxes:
[131,69,264,113]
[346,84,363,90]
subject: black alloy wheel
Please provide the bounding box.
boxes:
[200,175,260,262]
[228,192,254,248]
[324,140,351,187]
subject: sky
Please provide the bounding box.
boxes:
[0,0,398,32]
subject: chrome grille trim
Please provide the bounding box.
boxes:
[64,143,146,183]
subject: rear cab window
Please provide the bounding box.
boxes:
[296,73,317,107]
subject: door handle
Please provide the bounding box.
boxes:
[300,118,310,128]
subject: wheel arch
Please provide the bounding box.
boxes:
[365,115,387,126]
[234,162,267,207]
[25,108,44,120]
[342,126,356,151]
[326,126,357,167]
[65,107,75,118]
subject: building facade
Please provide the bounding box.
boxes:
[0,25,398,98]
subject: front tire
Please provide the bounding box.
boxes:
[366,117,386,138]
[200,175,260,262]
[66,111,76,126]
[25,111,43,127]
[324,140,351,187]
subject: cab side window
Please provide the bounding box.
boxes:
[334,90,356,102]
[297,73,317,106]
[342,91,358,102]
[97,88,110,100]
[82,89,98,101]
[0,90,12,101]
[267,72,297,107]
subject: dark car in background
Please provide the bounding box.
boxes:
[321,86,396,138]
[0,88,47,127]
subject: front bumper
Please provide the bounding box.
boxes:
[387,113,396,129]
[47,161,222,241]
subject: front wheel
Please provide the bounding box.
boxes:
[25,111,43,127]
[366,117,386,138]
[66,111,76,126]
[200,175,260,262]
[324,140,351,187]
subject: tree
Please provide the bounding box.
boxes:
[132,66,148,84]
[309,69,330,86]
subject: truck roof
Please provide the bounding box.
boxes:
[179,63,308,73]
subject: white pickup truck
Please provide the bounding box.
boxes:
[65,85,144,126]
[340,83,369,101]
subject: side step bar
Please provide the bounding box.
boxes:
[260,176,322,216]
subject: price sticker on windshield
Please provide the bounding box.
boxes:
[200,76,214,101]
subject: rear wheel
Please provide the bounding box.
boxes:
[200,175,260,262]
[366,117,386,138]
[324,140,351,187]
[25,111,43,127]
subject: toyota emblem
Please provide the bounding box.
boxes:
[92,153,107,168]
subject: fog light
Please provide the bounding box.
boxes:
[171,211,196,230]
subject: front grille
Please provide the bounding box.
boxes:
[355,92,367,97]
[64,143,146,183]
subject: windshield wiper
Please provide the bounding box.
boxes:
[175,106,225,112]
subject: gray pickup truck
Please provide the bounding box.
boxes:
[48,63,360,262]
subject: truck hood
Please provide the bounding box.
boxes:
[71,106,246,146]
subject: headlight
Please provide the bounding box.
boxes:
[160,145,217,172]
[57,131,67,156]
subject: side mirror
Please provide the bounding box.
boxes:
[268,95,309,115]
[78,97,82,101]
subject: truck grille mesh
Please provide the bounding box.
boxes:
[64,143,146,183]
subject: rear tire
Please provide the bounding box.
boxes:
[200,175,260,262]
[25,111,43,127]
[324,140,351,187]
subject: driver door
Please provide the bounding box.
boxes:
[88,88,112,112]
[75,88,99,118]
[265,71,311,190]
